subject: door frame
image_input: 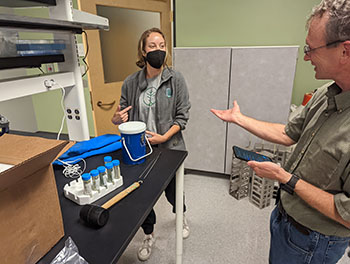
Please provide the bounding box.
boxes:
[77,0,172,136]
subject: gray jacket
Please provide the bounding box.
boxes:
[119,67,190,151]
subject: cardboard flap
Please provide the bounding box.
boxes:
[0,134,69,191]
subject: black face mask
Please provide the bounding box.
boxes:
[145,50,166,69]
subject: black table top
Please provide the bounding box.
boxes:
[38,148,187,264]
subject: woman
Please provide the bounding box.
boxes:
[112,27,191,261]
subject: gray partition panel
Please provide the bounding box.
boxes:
[174,48,231,173]
[226,46,299,173]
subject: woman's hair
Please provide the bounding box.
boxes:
[307,0,350,44]
[136,27,167,68]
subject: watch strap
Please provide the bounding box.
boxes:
[281,174,300,195]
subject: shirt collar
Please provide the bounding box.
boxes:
[327,82,350,112]
[138,67,173,91]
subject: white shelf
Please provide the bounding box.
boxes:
[0,12,108,33]
[0,0,108,141]
[0,72,75,102]
[72,9,109,31]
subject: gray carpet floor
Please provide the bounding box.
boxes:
[117,174,350,264]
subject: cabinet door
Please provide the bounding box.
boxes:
[174,48,231,173]
[226,46,298,173]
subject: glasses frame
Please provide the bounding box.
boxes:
[303,40,345,55]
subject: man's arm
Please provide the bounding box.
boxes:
[248,161,350,229]
[295,178,350,228]
[211,100,295,146]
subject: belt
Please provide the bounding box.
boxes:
[277,202,310,236]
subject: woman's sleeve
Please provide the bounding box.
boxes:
[119,79,129,110]
[173,71,191,130]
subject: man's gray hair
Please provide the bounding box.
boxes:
[308,0,350,43]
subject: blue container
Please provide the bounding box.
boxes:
[118,121,152,165]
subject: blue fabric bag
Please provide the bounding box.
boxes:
[53,134,122,165]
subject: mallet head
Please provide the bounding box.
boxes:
[80,204,109,228]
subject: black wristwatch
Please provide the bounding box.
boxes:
[281,174,300,195]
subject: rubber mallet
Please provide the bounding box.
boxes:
[80,181,141,228]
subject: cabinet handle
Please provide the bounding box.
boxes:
[97,100,115,108]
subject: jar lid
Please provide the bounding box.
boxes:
[119,121,146,134]
[104,156,112,162]
[105,162,113,169]
[97,166,106,172]
[90,169,99,177]
[112,159,120,166]
[82,173,91,181]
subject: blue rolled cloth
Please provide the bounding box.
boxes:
[53,134,122,165]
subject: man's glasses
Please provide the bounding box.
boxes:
[303,40,345,55]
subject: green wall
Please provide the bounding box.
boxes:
[175,0,330,105]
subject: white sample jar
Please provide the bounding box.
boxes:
[105,162,115,183]
[97,166,108,187]
[90,169,100,192]
[81,173,92,196]
[112,159,121,180]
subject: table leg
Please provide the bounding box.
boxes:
[175,162,184,264]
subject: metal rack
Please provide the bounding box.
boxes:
[0,0,108,141]
[229,143,292,209]
[229,157,250,200]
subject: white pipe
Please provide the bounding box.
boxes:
[175,162,184,264]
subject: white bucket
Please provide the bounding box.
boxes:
[118,121,152,165]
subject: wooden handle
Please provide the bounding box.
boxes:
[102,181,141,209]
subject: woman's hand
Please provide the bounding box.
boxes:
[111,105,132,125]
[146,131,167,145]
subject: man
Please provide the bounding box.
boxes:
[211,0,350,263]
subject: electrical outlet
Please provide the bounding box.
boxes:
[45,63,54,73]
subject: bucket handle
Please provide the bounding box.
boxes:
[121,136,153,162]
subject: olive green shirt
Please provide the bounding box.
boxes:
[282,82,350,237]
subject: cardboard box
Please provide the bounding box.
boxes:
[0,134,68,264]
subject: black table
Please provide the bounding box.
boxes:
[38,148,187,264]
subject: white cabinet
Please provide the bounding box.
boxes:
[174,46,298,174]
[0,0,108,141]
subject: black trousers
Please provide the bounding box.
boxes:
[141,174,186,234]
